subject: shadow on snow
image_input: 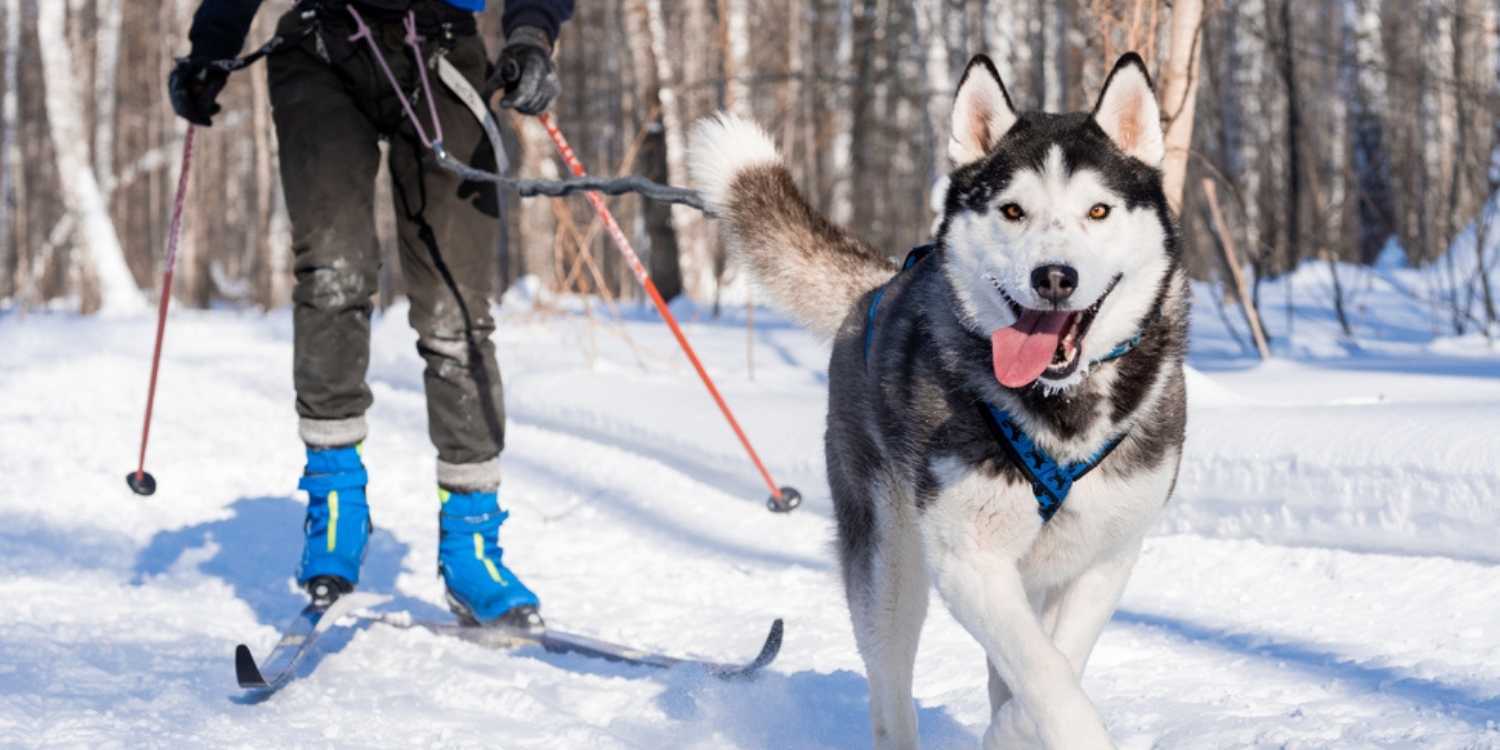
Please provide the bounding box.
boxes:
[131,496,446,626]
[1114,608,1500,727]
[652,667,973,749]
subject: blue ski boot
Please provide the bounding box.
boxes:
[437,488,542,632]
[296,445,372,608]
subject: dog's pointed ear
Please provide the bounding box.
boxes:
[1091,53,1164,166]
[949,55,1017,165]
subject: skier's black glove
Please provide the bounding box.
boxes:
[168,57,230,127]
[489,26,559,115]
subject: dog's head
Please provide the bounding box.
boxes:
[936,54,1175,394]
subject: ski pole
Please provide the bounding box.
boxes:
[126,125,196,496]
[536,112,802,514]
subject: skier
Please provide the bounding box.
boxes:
[167,0,574,632]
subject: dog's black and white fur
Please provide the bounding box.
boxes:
[690,53,1188,749]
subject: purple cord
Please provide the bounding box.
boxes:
[345,6,439,149]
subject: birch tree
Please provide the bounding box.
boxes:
[644,0,704,296]
[37,0,143,313]
[95,0,123,199]
[625,0,682,300]
[2,0,1496,313]
[0,0,19,299]
[1158,0,1204,212]
[828,0,855,225]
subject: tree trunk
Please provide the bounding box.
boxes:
[1158,0,1204,212]
[827,0,855,225]
[625,0,682,300]
[1347,0,1394,263]
[513,114,558,291]
[1477,0,1500,328]
[722,0,751,115]
[848,0,878,235]
[0,0,20,300]
[1277,0,1300,331]
[915,0,950,191]
[37,0,142,314]
[644,0,704,297]
[94,0,122,200]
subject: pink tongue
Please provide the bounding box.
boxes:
[991,310,1072,388]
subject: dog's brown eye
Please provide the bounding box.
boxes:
[1001,203,1025,221]
[1088,203,1111,220]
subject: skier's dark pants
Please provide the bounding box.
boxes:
[269,4,505,489]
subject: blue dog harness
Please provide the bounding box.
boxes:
[864,245,1139,522]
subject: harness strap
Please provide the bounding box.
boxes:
[200,12,318,74]
[863,245,933,361]
[979,403,1124,522]
[862,244,1138,521]
[347,6,445,151]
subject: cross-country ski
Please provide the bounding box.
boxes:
[234,593,390,695]
[234,593,780,698]
[365,614,784,680]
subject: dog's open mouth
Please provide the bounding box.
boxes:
[989,275,1121,389]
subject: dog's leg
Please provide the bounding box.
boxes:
[849,521,929,750]
[926,546,1113,749]
[1040,539,1143,676]
[986,585,1046,716]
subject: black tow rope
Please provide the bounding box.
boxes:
[197,18,716,216]
[437,159,714,214]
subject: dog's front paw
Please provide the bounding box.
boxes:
[982,700,1043,749]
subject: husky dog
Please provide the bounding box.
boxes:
[690,53,1188,749]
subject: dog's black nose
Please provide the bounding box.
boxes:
[1030,264,1078,303]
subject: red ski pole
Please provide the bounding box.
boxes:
[536,113,801,513]
[126,126,196,496]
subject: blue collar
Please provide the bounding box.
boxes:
[863,244,1136,521]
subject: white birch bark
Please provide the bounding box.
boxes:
[1158,0,1204,212]
[985,0,1022,89]
[1042,0,1062,110]
[724,0,750,116]
[94,0,122,198]
[37,0,143,313]
[1237,0,1266,240]
[645,0,704,296]
[781,0,801,154]
[916,0,951,179]
[828,0,855,224]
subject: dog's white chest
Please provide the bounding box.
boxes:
[924,452,1176,588]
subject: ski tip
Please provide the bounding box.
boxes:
[759,618,784,664]
[714,618,784,681]
[234,644,268,689]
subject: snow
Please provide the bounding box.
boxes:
[3,264,1500,748]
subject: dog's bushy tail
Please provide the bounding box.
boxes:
[689,113,897,338]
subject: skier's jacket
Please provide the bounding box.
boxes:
[187,0,575,62]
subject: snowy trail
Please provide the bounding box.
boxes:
[3,303,1499,748]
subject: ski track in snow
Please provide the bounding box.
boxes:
[3,280,1500,748]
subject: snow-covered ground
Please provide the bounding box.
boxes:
[3,261,1499,748]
